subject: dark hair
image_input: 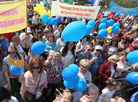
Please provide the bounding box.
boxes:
[47,24,53,32]
[0,87,11,102]
[31,37,39,43]
[47,34,55,42]
[29,58,44,74]
[61,42,75,57]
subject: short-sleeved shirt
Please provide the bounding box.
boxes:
[89,52,103,77]
[0,38,9,52]
[0,67,8,87]
[102,87,115,99]
[20,33,33,48]
[78,71,92,84]
[24,71,47,94]
[45,61,63,84]
[76,52,92,66]
[45,41,58,51]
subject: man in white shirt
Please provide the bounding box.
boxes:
[20,27,33,55]
[11,36,26,57]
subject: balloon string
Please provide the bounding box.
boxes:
[116,86,138,94]
[115,78,126,81]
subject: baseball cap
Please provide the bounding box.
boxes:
[27,27,32,33]
[95,45,102,50]
[134,40,138,44]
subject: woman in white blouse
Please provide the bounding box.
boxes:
[61,42,76,68]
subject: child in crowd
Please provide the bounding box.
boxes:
[101,79,120,99]
[53,88,72,102]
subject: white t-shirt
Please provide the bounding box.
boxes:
[54,30,60,41]
[56,38,66,51]
[102,87,115,99]
[108,46,118,54]
[9,96,18,102]
[32,16,39,25]
[78,71,92,84]
[62,50,74,68]
[110,66,115,78]
[20,33,33,48]
[76,41,88,53]
[10,42,25,54]
[116,61,127,76]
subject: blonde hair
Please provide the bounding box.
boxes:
[125,48,133,54]
[108,55,119,62]
[86,83,99,102]
[79,59,91,68]
[63,88,72,96]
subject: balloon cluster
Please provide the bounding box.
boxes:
[41,15,61,25]
[126,50,138,84]
[33,4,50,17]
[98,17,120,38]
[62,64,87,91]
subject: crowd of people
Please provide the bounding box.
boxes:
[0,2,138,102]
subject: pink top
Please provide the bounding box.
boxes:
[24,70,47,94]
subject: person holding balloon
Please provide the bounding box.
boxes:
[44,51,64,101]
[3,45,24,97]
[116,51,131,77]
[20,58,47,102]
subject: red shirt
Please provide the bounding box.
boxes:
[3,33,12,42]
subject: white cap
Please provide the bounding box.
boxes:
[95,45,102,50]
[27,27,31,33]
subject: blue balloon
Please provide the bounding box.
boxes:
[31,41,46,55]
[99,23,107,30]
[115,13,120,17]
[48,17,53,24]
[51,18,58,25]
[62,21,86,42]
[10,65,25,76]
[41,14,48,23]
[66,17,70,20]
[62,68,78,82]
[56,16,61,24]
[87,20,96,27]
[127,50,138,63]
[100,18,107,23]
[126,72,138,84]
[64,80,75,89]
[107,19,115,26]
[88,0,93,3]
[113,23,120,27]
[74,78,87,91]
[81,20,86,25]
[86,25,93,35]
[68,64,79,74]
[112,26,119,34]
[98,29,108,38]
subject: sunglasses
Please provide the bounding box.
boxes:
[8,52,15,54]
[81,65,89,69]
[113,86,118,89]
[32,66,40,69]
[45,32,49,33]
[96,49,101,52]
[87,49,92,51]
